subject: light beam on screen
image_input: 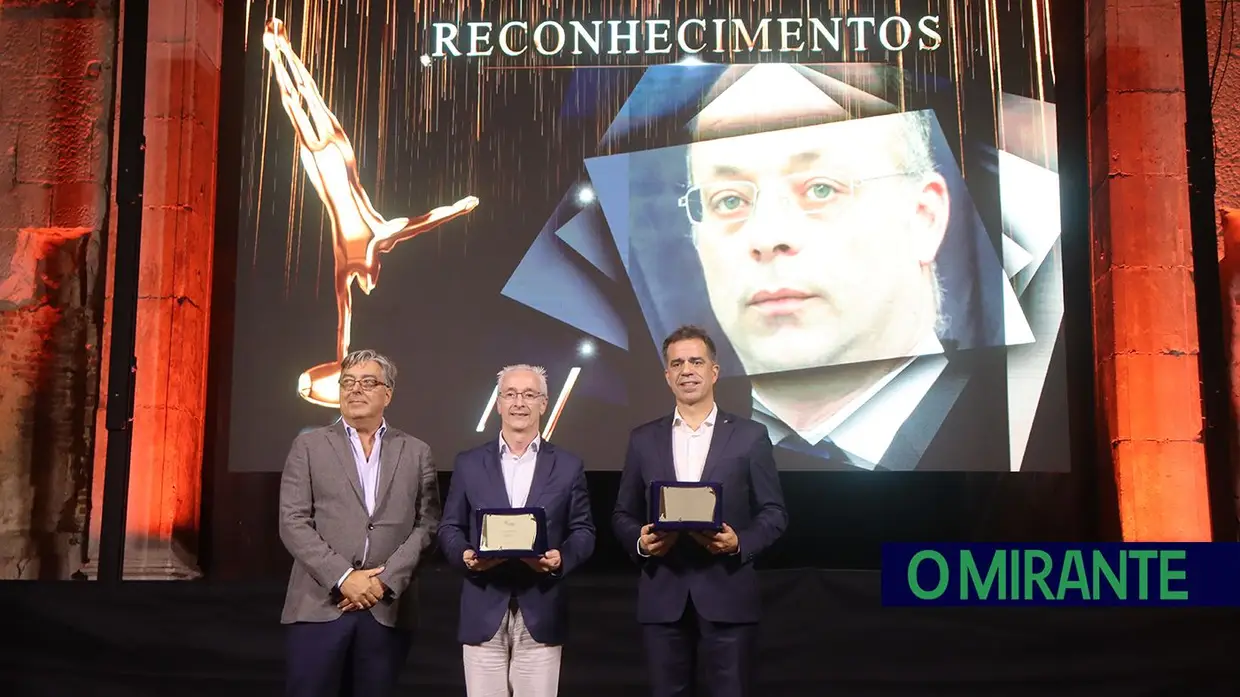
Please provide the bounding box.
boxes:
[475,385,499,432]
[543,367,582,442]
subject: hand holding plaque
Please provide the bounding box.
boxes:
[649,481,723,532]
[521,549,562,573]
[475,507,549,559]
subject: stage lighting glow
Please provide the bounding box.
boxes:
[576,186,595,205]
[577,339,595,358]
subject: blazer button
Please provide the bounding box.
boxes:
[353,560,362,568]
[368,523,375,530]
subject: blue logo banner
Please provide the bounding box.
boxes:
[881,543,1240,606]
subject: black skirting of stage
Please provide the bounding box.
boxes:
[2,566,1238,697]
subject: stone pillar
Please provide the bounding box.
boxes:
[1208,0,1240,541]
[1086,0,1212,540]
[85,0,222,580]
[0,1,117,579]
[1219,211,1240,535]
[1207,1,1240,250]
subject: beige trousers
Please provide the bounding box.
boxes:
[462,605,562,697]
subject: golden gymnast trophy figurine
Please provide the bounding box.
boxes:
[262,18,479,407]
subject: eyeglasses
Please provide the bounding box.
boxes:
[498,390,544,403]
[677,172,918,228]
[339,377,388,392]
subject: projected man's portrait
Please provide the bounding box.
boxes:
[584,64,1014,471]
[683,111,950,375]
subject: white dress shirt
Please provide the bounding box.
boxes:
[499,434,540,507]
[753,333,947,469]
[672,403,717,482]
[336,418,387,588]
[638,404,718,557]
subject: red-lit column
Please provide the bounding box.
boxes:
[1219,212,1240,534]
[87,0,223,579]
[0,2,117,579]
[1086,0,1212,540]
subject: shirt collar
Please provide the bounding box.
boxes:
[499,433,541,456]
[341,417,387,438]
[673,402,718,429]
[752,350,948,468]
[752,330,943,447]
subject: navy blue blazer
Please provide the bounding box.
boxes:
[437,439,595,645]
[612,410,788,624]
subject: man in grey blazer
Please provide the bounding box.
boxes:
[279,349,441,697]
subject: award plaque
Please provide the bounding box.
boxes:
[649,481,723,532]
[475,507,549,558]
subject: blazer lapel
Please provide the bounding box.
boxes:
[483,442,510,507]
[525,444,556,508]
[373,434,404,513]
[655,417,677,482]
[328,423,367,510]
[699,411,735,483]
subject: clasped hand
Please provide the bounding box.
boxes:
[463,548,562,574]
[640,522,738,556]
[689,523,739,555]
[337,566,387,612]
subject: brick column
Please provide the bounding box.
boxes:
[1087,0,1212,540]
[85,0,222,579]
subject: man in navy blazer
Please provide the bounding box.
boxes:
[614,325,788,697]
[438,364,595,697]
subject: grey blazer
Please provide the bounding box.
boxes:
[278,421,441,630]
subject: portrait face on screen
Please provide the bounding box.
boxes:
[684,112,951,376]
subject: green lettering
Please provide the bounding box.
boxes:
[1129,550,1157,599]
[1091,550,1125,599]
[908,551,949,599]
[961,550,1005,600]
[1158,550,1188,600]
[1056,550,1090,599]
[1010,547,1018,599]
[1023,550,1054,599]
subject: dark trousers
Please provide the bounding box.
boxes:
[641,597,758,697]
[286,611,412,697]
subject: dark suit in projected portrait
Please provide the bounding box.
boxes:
[278,350,441,697]
[676,66,1006,473]
[613,326,788,697]
[438,364,596,697]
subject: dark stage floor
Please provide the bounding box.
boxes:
[2,566,1238,697]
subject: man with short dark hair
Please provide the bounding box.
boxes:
[278,349,441,697]
[613,325,788,697]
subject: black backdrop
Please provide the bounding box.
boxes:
[200,0,1111,580]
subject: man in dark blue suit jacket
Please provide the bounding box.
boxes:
[614,325,788,697]
[438,364,595,697]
